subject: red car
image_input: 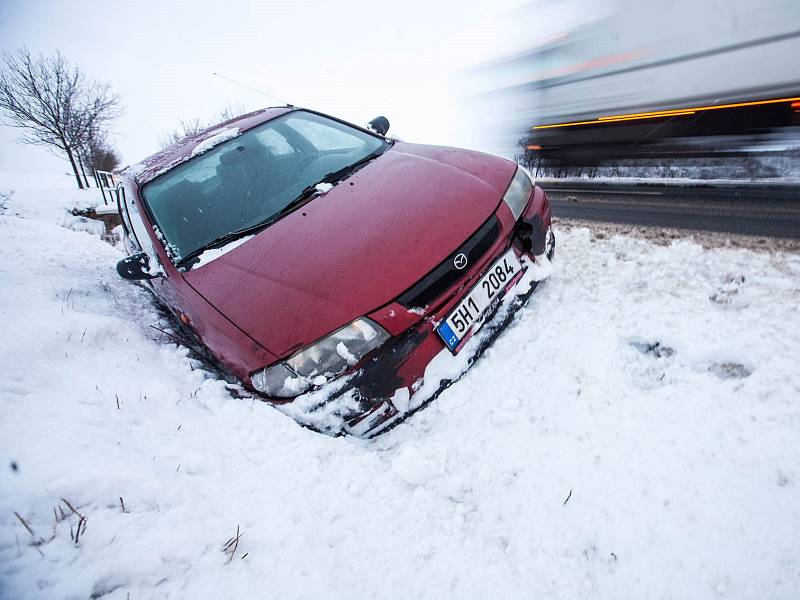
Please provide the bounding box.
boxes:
[116,107,554,436]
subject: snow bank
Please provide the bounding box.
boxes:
[1,172,800,599]
[0,172,104,223]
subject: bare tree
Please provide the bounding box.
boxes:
[158,103,248,150]
[217,101,247,123]
[77,116,122,181]
[81,129,121,176]
[158,117,205,149]
[0,49,121,189]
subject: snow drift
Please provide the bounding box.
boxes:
[1,173,799,599]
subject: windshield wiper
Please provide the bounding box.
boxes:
[176,145,390,269]
[175,218,280,268]
[175,186,327,269]
[266,147,388,224]
[318,146,387,186]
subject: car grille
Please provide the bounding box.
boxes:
[397,215,501,309]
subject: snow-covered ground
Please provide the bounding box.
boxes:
[536,175,800,187]
[1,173,799,599]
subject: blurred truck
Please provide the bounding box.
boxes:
[471,0,800,169]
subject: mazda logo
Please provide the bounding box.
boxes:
[453,253,468,270]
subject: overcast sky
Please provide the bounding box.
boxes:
[0,0,534,174]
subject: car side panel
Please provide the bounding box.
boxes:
[122,176,278,381]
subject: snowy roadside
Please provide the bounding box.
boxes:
[537,175,800,187]
[553,216,800,253]
[1,174,799,599]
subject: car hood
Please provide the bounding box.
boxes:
[182,141,516,357]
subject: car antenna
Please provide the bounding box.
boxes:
[212,72,294,107]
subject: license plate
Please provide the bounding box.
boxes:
[436,249,523,352]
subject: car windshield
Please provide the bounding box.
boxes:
[141,111,388,263]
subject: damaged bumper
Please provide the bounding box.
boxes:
[273,191,555,437]
[277,230,555,438]
[345,255,551,437]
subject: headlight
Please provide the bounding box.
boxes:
[502,166,533,221]
[250,317,390,398]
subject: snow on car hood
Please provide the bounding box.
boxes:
[181,142,517,357]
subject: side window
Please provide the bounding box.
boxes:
[120,184,160,261]
[116,184,133,240]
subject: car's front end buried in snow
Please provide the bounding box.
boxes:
[268,188,555,438]
[116,106,555,437]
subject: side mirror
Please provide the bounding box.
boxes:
[368,116,390,136]
[117,252,159,280]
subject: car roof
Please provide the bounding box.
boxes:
[122,106,295,185]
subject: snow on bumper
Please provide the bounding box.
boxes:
[276,250,554,438]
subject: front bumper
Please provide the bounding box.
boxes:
[272,189,555,437]
[346,251,553,437]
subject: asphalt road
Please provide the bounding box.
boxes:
[541,181,800,239]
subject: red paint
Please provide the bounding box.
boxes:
[121,108,552,428]
[181,141,516,357]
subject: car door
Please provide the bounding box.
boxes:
[122,178,278,377]
[117,179,187,313]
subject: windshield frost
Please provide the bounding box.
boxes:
[142,111,386,262]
